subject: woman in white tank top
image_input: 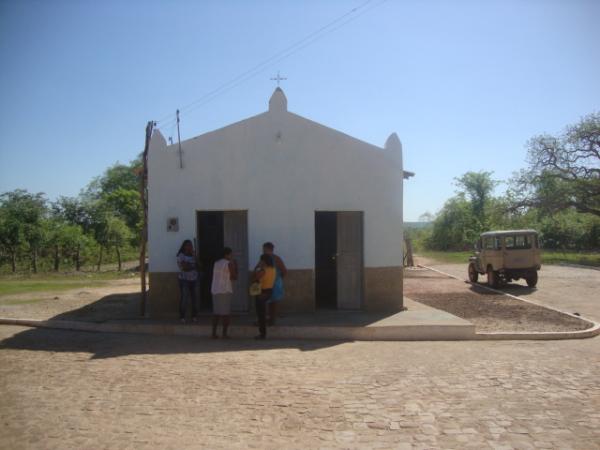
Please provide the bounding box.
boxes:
[211,247,237,338]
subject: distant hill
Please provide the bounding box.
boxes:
[404,221,432,229]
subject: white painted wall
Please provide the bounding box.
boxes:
[148,88,404,272]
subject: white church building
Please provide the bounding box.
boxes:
[147,88,413,318]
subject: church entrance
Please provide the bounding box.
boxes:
[196,211,249,312]
[315,211,363,310]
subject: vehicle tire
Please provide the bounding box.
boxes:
[468,263,478,283]
[487,267,498,288]
[526,271,538,288]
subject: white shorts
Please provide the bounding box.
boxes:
[212,293,232,315]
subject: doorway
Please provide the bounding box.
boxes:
[315,211,363,310]
[315,212,337,309]
[196,211,249,312]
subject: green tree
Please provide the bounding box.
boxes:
[511,112,600,217]
[94,214,131,271]
[426,195,479,250]
[86,162,141,197]
[83,160,142,243]
[106,216,132,271]
[45,218,89,271]
[454,171,499,227]
[0,190,48,273]
[52,196,94,233]
[0,205,22,272]
[102,187,142,233]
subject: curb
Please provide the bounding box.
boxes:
[1,314,598,341]
[418,264,600,341]
[0,317,476,341]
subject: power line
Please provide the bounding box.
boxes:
[156,0,374,125]
[155,0,387,131]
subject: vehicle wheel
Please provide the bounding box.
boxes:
[526,271,538,287]
[487,267,498,288]
[468,263,478,283]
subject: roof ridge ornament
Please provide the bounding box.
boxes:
[384,132,403,170]
[270,71,287,87]
[269,87,288,113]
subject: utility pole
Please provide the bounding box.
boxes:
[139,120,154,316]
[176,109,183,169]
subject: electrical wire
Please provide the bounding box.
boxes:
[155,0,387,132]
[155,0,375,126]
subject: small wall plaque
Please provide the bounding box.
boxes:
[167,217,179,232]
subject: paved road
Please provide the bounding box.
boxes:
[1,325,599,450]
[419,260,600,322]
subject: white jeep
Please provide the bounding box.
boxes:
[468,229,541,288]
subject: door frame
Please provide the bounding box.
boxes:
[314,210,365,310]
[314,211,338,309]
[195,209,249,313]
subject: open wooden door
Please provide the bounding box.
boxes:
[336,212,363,310]
[315,212,337,309]
[223,211,249,312]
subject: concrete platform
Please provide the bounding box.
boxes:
[0,298,476,341]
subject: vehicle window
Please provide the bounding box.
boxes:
[515,235,532,249]
[495,237,501,249]
[506,235,532,250]
[484,237,494,249]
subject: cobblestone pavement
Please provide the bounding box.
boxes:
[1,325,599,450]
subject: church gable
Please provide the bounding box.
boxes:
[151,88,408,179]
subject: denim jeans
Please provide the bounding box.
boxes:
[178,279,198,319]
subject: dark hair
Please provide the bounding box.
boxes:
[177,240,193,256]
[260,253,274,267]
[223,247,233,257]
[262,242,274,250]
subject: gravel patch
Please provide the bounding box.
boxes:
[404,267,593,332]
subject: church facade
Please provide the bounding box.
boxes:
[147,88,412,318]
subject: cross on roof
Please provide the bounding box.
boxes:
[270,71,287,87]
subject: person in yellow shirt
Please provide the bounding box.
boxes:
[262,242,287,325]
[253,254,275,339]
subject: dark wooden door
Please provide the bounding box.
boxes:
[315,212,337,309]
[196,211,224,310]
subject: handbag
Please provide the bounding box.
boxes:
[271,270,284,302]
[249,281,262,296]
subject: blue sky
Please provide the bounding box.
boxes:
[0,0,598,221]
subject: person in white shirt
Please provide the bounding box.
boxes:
[211,247,238,338]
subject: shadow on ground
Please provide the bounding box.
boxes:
[0,290,356,357]
[0,325,346,359]
[52,292,142,322]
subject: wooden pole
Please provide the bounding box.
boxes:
[176,109,183,169]
[404,237,414,267]
[139,120,154,316]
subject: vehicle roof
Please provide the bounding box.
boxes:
[480,229,538,237]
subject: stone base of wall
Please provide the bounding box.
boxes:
[364,266,404,312]
[148,266,403,318]
[276,269,315,313]
[148,272,181,319]
[148,270,315,319]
